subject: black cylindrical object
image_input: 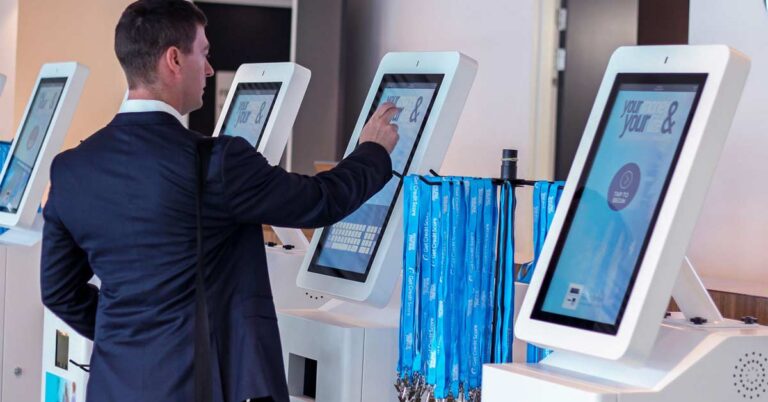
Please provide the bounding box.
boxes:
[500,149,518,182]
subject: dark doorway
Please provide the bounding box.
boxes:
[189,2,291,136]
[554,0,689,180]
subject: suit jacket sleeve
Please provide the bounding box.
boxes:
[40,156,98,340]
[222,136,393,228]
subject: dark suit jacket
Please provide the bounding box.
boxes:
[40,111,392,402]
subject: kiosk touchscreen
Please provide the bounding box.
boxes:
[0,63,88,235]
[296,52,478,307]
[213,62,309,165]
[515,45,750,361]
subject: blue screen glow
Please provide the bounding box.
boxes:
[540,82,700,325]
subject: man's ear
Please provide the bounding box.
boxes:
[163,46,183,77]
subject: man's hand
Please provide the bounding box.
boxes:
[359,103,400,153]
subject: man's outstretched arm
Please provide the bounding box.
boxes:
[223,103,400,228]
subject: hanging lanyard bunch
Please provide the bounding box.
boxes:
[491,181,515,364]
[397,176,497,402]
[522,180,564,363]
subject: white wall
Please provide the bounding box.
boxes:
[344,0,550,261]
[688,1,768,295]
[0,0,15,398]
[0,0,17,139]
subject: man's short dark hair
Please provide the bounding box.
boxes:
[115,0,207,89]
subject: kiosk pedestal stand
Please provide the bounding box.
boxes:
[0,62,90,402]
[485,258,768,402]
[280,52,477,402]
[278,288,401,402]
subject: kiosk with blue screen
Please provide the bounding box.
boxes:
[213,62,310,250]
[0,62,92,402]
[218,82,281,147]
[213,62,309,170]
[0,63,88,245]
[309,74,442,282]
[280,52,477,402]
[533,77,704,333]
[211,62,315,309]
[483,46,768,402]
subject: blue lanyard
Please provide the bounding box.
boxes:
[546,182,560,233]
[492,182,505,364]
[425,184,441,386]
[398,176,500,397]
[520,181,549,284]
[480,180,496,367]
[448,180,466,398]
[433,180,451,399]
[526,180,566,363]
[415,179,433,377]
[399,176,421,380]
[462,179,479,397]
[536,181,551,262]
[527,182,545,363]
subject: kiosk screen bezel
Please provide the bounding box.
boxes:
[530,73,708,335]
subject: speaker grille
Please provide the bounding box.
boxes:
[733,352,768,399]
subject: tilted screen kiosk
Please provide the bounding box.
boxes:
[0,62,88,245]
[279,52,477,401]
[483,46,768,402]
[213,62,311,251]
[0,62,91,402]
[212,62,320,310]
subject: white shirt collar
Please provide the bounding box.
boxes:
[118,99,184,124]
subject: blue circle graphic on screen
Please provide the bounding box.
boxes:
[607,162,640,211]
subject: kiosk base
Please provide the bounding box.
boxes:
[266,247,326,310]
[483,320,768,402]
[0,212,43,246]
[277,296,400,402]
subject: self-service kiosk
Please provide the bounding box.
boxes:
[0,62,89,402]
[41,62,311,401]
[482,45,767,402]
[0,64,88,245]
[277,51,478,402]
[210,62,319,310]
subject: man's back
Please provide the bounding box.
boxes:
[41,111,392,401]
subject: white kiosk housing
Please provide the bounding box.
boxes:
[0,62,88,245]
[483,45,767,402]
[211,62,319,309]
[0,62,91,402]
[213,62,311,248]
[279,51,478,401]
[213,62,310,167]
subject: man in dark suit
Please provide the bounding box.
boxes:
[40,1,399,401]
